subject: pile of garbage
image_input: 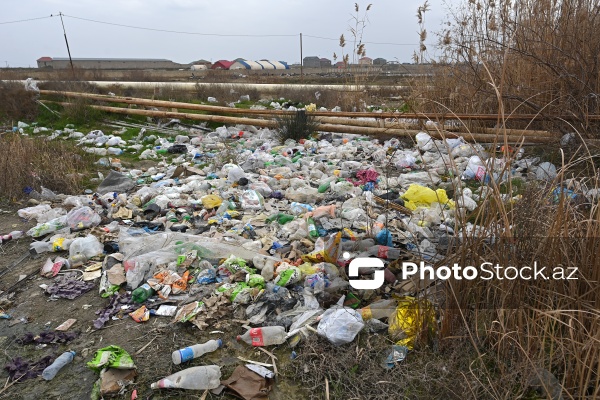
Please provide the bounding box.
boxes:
[4,117,573,396]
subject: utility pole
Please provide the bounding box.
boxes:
[58,12,75,76]
[300,33,303,82]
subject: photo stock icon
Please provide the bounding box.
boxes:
[348,257,385,290]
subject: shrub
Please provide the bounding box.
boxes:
[275,110,319,143]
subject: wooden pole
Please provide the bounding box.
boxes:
[49,100,555,143]
[39,90,558,138]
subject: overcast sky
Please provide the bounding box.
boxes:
[1,0,454,68]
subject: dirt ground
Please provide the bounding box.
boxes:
[0,202,307,400]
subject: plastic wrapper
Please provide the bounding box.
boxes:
[27,216,68,238]
[388,296,436,350]
[129,305,150,323]
[317,306,364,346]
[239,190,264,210]
[87,346,136,371]
[66,207,101,231]
[273,267,301,287]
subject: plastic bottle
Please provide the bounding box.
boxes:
[237,326,287,346]
[359,245,402,260]
[0,231,24,244]
[265,282,289,296]
[306,217,319,239]
[360,299,397,321]
[151,365,221,390]
[132,283,156,303]
[171,339,223,365]
[30,241,53,254]
[42,350,76,380]
[266,213,294,224]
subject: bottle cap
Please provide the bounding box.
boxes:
[216,339,223,348]
[236,335,241,341]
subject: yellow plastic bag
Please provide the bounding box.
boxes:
[388,296,436,350]
[402,184,455,210]
[201,194,223,209]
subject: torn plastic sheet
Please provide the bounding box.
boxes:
[4,356,54,381]
[46,273,95,299]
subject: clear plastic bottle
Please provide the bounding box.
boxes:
[237,326,287,347]
[151,365,221,390]
[172,339,223,365]
[42,350,75,380]
[358,245,402,260]
[265,282,289,296]
[0,231,24,244]
[360,299,397,320]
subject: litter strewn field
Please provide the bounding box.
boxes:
[0,80,598,400]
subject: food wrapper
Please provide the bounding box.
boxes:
[388,296,436,350]
[173,301,204,323]
[129,305,150,323]
[87,345,136,371]
[246,274,265,289]
[273,267,301,287]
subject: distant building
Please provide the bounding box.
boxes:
[373,58,387,66]
[319,58,332,68]
[211,60,234,70]
[36,57,188,69]
[334,61,346,69]
[359,57,373,65]
[303,56,321,68]
[191,59,212,66]
[230,59,289,70]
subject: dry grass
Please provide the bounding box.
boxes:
[0,82,39,125]
[0,133,98,200]
[415,0,600,137]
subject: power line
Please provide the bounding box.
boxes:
[62,14,297,37]
[303,34,424,46]
[0,15,57,25]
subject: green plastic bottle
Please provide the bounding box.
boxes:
[156,149,168,155]
[132,283,155,303]
[307,217,319,239]
[266,213,295,224]
[292,153,303,163]
[318,183,330,193]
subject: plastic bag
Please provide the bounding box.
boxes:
[317,306,364,345]
[402,184,455,211]
[201,194,223,209]
[18,204,52,221]
[69,235,103,260]
[388,296,436,350]
[415,132,434,151]
[66,207,101,231]
[239,190,264,210]
[26,216,68,238]
[462,155,486,181]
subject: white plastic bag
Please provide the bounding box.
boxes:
[415,132,434,151]
[69,235,103,260]
[239,190,264,210]
[317,306,365,346]
[66,207,101,230]
[462,155,487,181]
